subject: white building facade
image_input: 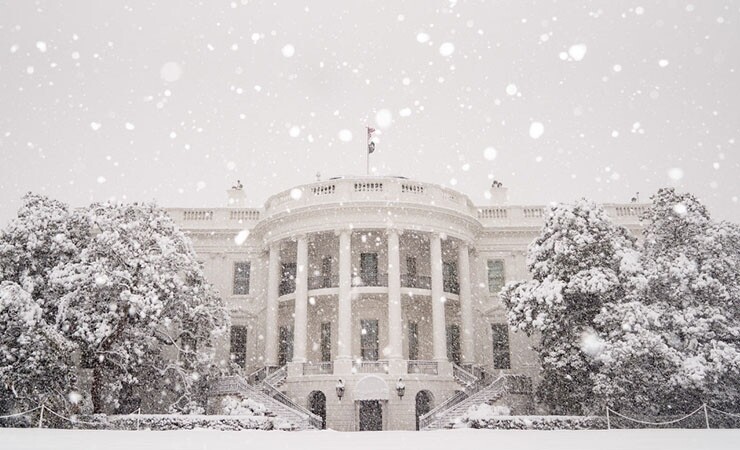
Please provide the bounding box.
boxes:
[168,176,645,431]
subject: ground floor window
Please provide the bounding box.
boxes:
[230,325,247,368]
[278,325,294,366]
[308,391,327,429]
[491,323,511,369]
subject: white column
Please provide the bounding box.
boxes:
[265,242,280,366]
[458,242,474,363]
[430,233,448,361]
[387,229,403,360]
[337,230,352,362]
[292,235,308,363]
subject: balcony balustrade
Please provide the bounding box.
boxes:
[407,360,439,375]
[302,361,334,375]
[354,360,389,374]
[279,279,296,296]
[400,274,432,289]
[308,274,339,290]
[352,272,388,287]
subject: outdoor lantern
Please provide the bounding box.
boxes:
[336,379,345,400]
[396,378,406,399]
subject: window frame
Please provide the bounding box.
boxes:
[487,259,506,294]
[232,261,251,295]
[491,323,511,369]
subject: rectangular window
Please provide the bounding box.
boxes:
[491,324,511,369]
[321,256,332,288]
[360,253,379,286]
[408,322,419,360]
[487,259,505,294]
[406,256,417,276]
[321,322,332,362]
[278,325,294,366]
[447,324,462,365]
[230,325,248,368]
[233,262,251,295]
[280,262,297,295]
[443,261,459,294]
[360,319,379,361]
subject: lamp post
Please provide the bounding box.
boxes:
[396,378,405,399]
[336,379,345,400]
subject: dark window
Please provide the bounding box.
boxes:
[408,322,419,360]
[320,256,332,288]
[447,324,461,365]
[443,261,459,294]
[233,262,251,295]
[406,256,417,276]
[230,326,248,368]
[280,262,297,295]
[321,322,331,362]
[361,319,379,361]
[491,324,511,369]
[360,253,378,286]
[278,325,294,366]
[487,259,505,294]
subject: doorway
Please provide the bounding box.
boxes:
[359,400,383,431]
[415,390,434,430]
[308,391,327,429]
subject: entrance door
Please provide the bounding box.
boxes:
[359,400,383,431]
[415,390,434,430]
[308,391,327,429]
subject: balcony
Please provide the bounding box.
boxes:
[302,361,333,375]
[400,274,431,289]
[308,274,339,290]
[407,360,439,375]
[352,272,388,287]
[279,279,296,296]
[354,360,389,374]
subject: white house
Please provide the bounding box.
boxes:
[167,176,646,431]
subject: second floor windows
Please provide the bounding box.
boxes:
[233,262,251,295]
[487,259,505,294]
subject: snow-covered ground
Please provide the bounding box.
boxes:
[1,428,738,450]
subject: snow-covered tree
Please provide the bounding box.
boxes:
[501,199,638,414]
[51,201,229,413]
[0,193,89,321]
[0,281,77,414]
[594,189,740,413]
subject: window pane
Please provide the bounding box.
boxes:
[321,322,332,362]
[230,326,248,368]
[491,324,510,369]
[361,319,379,361]
[233,262,251,295]
[408,322,419,360]
[487,259,505,294]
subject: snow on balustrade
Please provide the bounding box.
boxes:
[262,177,478,219]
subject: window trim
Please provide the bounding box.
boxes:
[232,261,251,295]
[487,259,505,294]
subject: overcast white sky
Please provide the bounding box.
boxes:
[1,0,738,225]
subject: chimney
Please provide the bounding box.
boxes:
[489,180,508,205]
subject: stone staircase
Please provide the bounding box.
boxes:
[211,368,321,430]
[421,372,533,430]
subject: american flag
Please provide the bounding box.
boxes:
[367,127,376,154]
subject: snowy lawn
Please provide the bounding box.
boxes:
[1,428,738,450]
